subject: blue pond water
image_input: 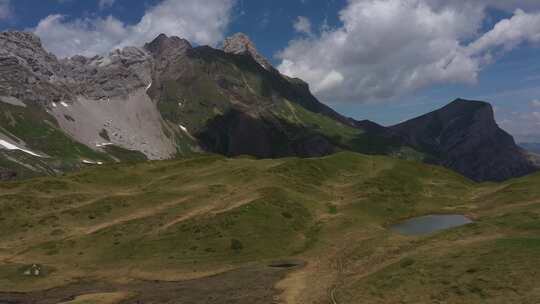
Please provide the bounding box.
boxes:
[391,214,473,236]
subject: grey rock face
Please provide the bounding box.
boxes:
[0,31,69,105]
[61,46,153,99]
[0,31,154,103]
[223,33,273,70]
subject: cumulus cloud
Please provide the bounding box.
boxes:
[293,16,312,36]
[0,0,12,20]
[34,0,236,58]
[278,0,540,103]
[467,9,540,56]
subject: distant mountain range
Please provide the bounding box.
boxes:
[0,31,537,181]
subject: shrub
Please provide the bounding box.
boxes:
[230,238,243,251]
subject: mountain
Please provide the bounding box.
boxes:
[520,142,540,154]
[0,31,414,177]
[390,99,537,181]
[0,31,536,181]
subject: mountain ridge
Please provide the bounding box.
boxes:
[0,30,536,181]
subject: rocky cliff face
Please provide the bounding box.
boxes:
[391,99,537,181]
[0,32,68,105]
[223,33,273,71]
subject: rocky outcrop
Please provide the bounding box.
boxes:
[0,31,69,105]
[61,47,153,99]
[391,99,537,181]
[223,33,273,71]
[0,31,154,103]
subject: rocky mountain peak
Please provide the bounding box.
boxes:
[144,33,192,58]
[0,31,61,78]
[391,98,536,181]
[0,31,44,52]
[223,33,273,70]
[60,45,153,99]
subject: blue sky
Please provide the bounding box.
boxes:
[1,0,540,142]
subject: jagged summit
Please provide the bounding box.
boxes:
[223,33,273,70]
[144,33,192,58]
[0,31,44,50]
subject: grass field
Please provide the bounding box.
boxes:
[0,152,539,303]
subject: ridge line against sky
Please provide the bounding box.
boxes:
[1,0,540,142]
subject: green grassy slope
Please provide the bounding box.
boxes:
[0,152,539,303]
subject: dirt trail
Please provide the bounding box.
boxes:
[82,197,191,235]
[158,205,216,231]
[158,195,258,231]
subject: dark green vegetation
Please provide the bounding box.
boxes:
[0,152,539,303]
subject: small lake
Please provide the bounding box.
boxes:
[391,214,473,236]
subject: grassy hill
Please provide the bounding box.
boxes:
[0,152,539,303]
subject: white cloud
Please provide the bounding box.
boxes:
[99,0,115,10]
[532,99,540,107]
[277,0,540,103]
[467,9,540,56]
[293,16,312,36]
[34,0,236,58]
[0,0,12,20]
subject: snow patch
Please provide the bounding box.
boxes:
[179,125,188,133]
[96,142,114,148]
[82,159,104,165]
[0,140,43,157]
[146,82,152,91]
[52,102,57,108]
[60,102,69,108]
